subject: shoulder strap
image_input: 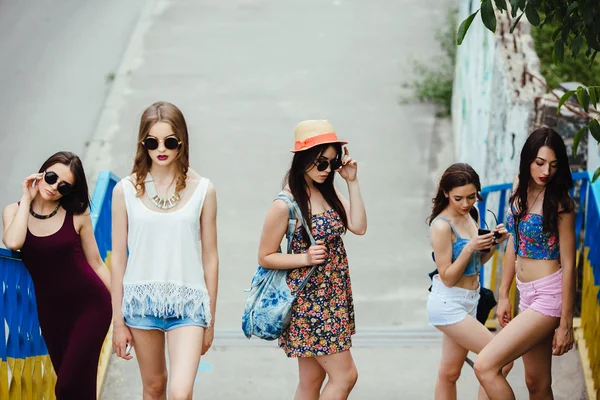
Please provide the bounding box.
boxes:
[275,192,318,292]
[431,217,462,239]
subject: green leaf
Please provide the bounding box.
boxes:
[593,167,600,183]
[481,0,497,33]
[457,10,479,45]
[557,90,576,113]
[510,11,525,33]
[566,2,579,15]
[554,39,564,64]
[525,4,540,26]
[494,0,507,11]
[540,11,554,28]
[510,0,519,17]
[571,35,584,57]
[590,88,598,109]
[590,50,599,68]
[577,87,590,112]
[573,126,587,159]
[590,119,600,143]
[551,26,562,41]
[517,0,526,9]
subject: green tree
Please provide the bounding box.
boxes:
[457,0,600,181]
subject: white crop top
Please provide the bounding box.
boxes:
[120,176,211,324]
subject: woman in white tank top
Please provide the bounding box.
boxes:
[110,102,219,398]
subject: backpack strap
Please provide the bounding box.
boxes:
[275,192,318,292]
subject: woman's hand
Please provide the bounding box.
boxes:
[552,321,574,356]
[467,232,495,252]
[113,322,134,360]
[202,326,214,355]
[496,297,512,327]
[493,223,509,245]
[337,147,357,182]
[304,240,327,265]
[22,173,42,203]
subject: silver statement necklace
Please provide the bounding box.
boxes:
[145,173,181,210]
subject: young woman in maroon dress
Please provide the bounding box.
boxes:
[2,151,111,400]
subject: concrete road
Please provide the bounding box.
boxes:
[0,0,145,214]
[90,0,586,399]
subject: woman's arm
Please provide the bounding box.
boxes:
[258,199,326,269]
[553,208,576,355]
[110,182,133,360]
[200,184,218,327]
[76,212,110,291]
[497,235,517,327]
[200,184,218,355]
[2,203,25,250]
[336,183,367,235]
[431,220,492,287]
[3,174,43,250]
[335,147,366,235]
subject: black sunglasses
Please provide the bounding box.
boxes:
[44,171,73,195]
[314,157,342,172]
[141,136,181,151]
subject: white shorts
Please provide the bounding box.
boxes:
[427,276,480,326]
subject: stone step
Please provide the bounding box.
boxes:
[212,328,442,348]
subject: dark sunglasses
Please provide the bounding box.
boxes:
[141,136,181,151]
[314,157,342,172]
[44,171,73,195]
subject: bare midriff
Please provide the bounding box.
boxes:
[453,273,480,290]
[516,257,560,282]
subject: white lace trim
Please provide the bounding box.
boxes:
[122,282,212,326]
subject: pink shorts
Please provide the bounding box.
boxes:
[516,269,562,318]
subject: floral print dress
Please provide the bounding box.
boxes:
[279,209,356,358]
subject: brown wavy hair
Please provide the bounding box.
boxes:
[132,102,190,197]
[427,163,483,225]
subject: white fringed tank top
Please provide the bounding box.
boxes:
[120,176,212,324]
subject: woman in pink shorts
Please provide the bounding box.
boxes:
[474,128,576,399]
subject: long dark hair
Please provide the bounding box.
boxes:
[285,143,348,243]
[38,151,90,214]
[509,127,573,237]
[427,163,483,225]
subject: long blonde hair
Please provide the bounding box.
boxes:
[132,101,190,197]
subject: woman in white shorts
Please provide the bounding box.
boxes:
[427,163,512,399]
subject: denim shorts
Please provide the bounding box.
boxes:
[517,269,562,318]
[427,276,480,326]
[125,314,208,332]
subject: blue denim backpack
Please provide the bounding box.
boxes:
[241,192,317,341]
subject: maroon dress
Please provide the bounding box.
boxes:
[20,210,111,399]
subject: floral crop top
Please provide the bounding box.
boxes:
[506,209,559,260]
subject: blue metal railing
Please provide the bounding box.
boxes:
[0,171,120,399]
[477,171,590,288]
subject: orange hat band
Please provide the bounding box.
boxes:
[293,132,339,152]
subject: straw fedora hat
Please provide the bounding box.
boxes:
[291,120,348,152]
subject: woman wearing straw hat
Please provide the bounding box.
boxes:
[258,120,367,399]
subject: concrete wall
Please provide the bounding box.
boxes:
[452,1,546,187]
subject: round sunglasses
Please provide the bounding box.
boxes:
[44,171,73,195]
[314,157,342,172]
[141,136,181,151]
